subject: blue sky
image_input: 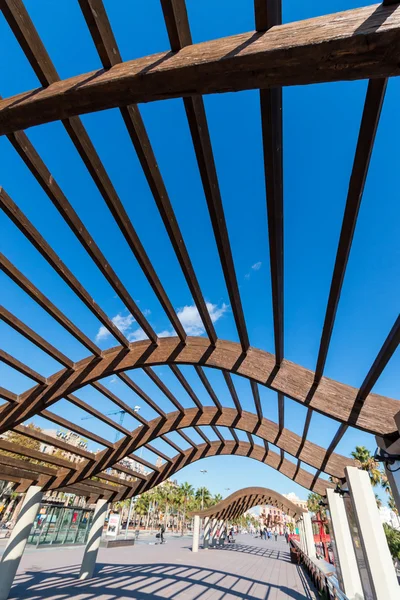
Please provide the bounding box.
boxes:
[0,0,399,503]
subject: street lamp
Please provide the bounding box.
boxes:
[200,469,207,510]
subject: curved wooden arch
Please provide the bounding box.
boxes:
[3,338,397,437]
[188,486,306,520]
[127,441,333,498]
[48,406,353,494]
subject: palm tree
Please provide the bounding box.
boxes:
[179,482,194,534]
[351,446,382,486]
[212,493,223,504]
[375,494,383,509]
[196,486,211,510]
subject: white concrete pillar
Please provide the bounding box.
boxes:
[302,512,316,558]
[345,466,399,600]
[209,518,218,546]
[79,498,108,580]
[203,516,211,549]
[326,488,363,600]
[192,515,200,552]
[0,485,43,600]
[297,518,305,552]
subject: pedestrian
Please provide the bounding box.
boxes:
[159,522,165,544]
[274,531,278,542]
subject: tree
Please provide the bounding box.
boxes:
[178,482,194,533]
[383,523,400,560]
[351,446,382,486]
[1,424,42,462]
[195,486,211,509]
[375,494,383,509]
[307,493,325,517]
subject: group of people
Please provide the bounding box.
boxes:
[258,526,279,541]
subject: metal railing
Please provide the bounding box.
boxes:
[291,541,349,600]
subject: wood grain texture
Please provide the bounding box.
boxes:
[188,486,304,519]
[1,4,399,134]
[4,337,397,435]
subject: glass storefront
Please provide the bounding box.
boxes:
[27,503,94,546]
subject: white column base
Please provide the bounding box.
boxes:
[326,488,363,600]
[0,485,43,600]
[345,466,399,600]
[302,512,316,558]
[79,498,108,580]
[192,515,200,552]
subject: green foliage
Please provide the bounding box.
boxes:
[383,523,400,560]
[351,446,382,486]
[307,492,324,517]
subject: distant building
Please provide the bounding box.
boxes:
[283,492,308,511]
[40,428,88,464]
[379,506,400,530]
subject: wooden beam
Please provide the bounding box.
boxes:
[77,0,215,345]
[1,306,74,369]
[14,424,95,460]
[117,373,166,418]
[161,0,250,351]
[195,366,223,411]
[7,337,398,435]
[1,4,399,134]
[143,367,184,412]
[0,188,130,347]
[314,78,387,380]
[0,253,101,356]
[169,365,203,411]
[223,372,243,415]
[0,349,46,384]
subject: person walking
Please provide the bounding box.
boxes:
[159,522,165,544]
[274,530,278,542]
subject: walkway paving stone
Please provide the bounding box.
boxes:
[8,534,317,600]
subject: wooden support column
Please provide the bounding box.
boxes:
[79,498,108,580]
[0,485,43,600]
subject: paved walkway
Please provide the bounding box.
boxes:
[8,534,317,600]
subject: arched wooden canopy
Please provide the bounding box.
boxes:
[189,486,306,520]
[0,0,399,503]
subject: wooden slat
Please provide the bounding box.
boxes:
[169,365,203,410]
[14,424,95,460]
[250,380,263,422]
[255,0,284,365]
[91,381,149,425]
[0,188,129,347]
[117,373,166,418]
[0,253,101,356]
[161,0,250,351]
[223,372,243,415]
[246,431,255,448]
[7,130,157,344]
[357,314,400,402]
[176,430,196,448]
[211,425,225,444]
[315,78,387,381]
[2,4,398,133]
[1,305,74,369]
[194,426,211,445]
[0,349,46,384]
[1,0,184,342]
[195,366,222,411]
[278,392,284,431]
[126,453,160,472]
[78,0,216,345]
[41,409,113,448]
[311,423,348,490]
[229,428,240,445]
[0,438,78,470]
[67,394,130,436]
[0,387,18,403]
[143,367,184,412]
[296,408,313,458]
[160,434,184,455]
[143,443,173,464]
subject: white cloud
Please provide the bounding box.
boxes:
[96,312,135,342]
[177,302,228,336]
[245,261,262,280]
[110,377,117,384]
[128,327,148,342]
[95,302,228,343]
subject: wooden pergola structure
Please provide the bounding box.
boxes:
[189,486,305,521]
[1,0,399,505]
